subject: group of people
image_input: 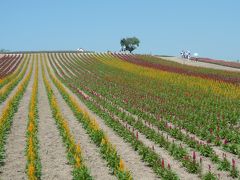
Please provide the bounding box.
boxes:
[180,50,191,60]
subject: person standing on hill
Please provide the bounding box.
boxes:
[180,50,184,58]
[187,51,191,60]
[183,51,187,59]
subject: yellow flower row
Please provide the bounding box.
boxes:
[26,56,40,180]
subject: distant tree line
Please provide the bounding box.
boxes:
[0,49,10,53]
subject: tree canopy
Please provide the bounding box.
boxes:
[120,37,140,53]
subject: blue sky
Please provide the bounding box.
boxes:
[1,0,240,60]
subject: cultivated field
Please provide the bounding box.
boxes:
[0,53,239,180]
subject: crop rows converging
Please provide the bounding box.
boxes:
[0,52,239,180]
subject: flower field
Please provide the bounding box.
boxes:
[0,52,239,180]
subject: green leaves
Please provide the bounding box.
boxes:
[202,171,217,180]
[218,157,231,171]
[120,37,140,53]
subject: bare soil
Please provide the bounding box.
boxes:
[38,58,72,180]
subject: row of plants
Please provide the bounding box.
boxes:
[41,59,92,179]
[138,55,240,76]
[0,54,22,78]
[0,55,8,65]
[47,54,180,180]
[0,55,15,71]
[0,57,21,78]
[43,55,133,180]
[53,53,239,178]
[113,54,240,84]
[0,59,33,167]
[0,54,16,67]
[0,56,30,104]
[65,53,240,156]
[0,54,26,89]
[25,59,41,179]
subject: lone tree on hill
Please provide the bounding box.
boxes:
[120,37,140,53]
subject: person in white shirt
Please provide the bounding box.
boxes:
[180,50,184,58]
[187,51,191,60]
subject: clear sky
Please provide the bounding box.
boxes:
[1,0,240,60]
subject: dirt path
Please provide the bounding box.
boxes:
[46,57,159,180]
[38,57,72,180]
[158,56,240,72]
[0,58,34,179]
[44,62,116,180]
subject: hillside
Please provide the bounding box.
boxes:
[0,53,239,180]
